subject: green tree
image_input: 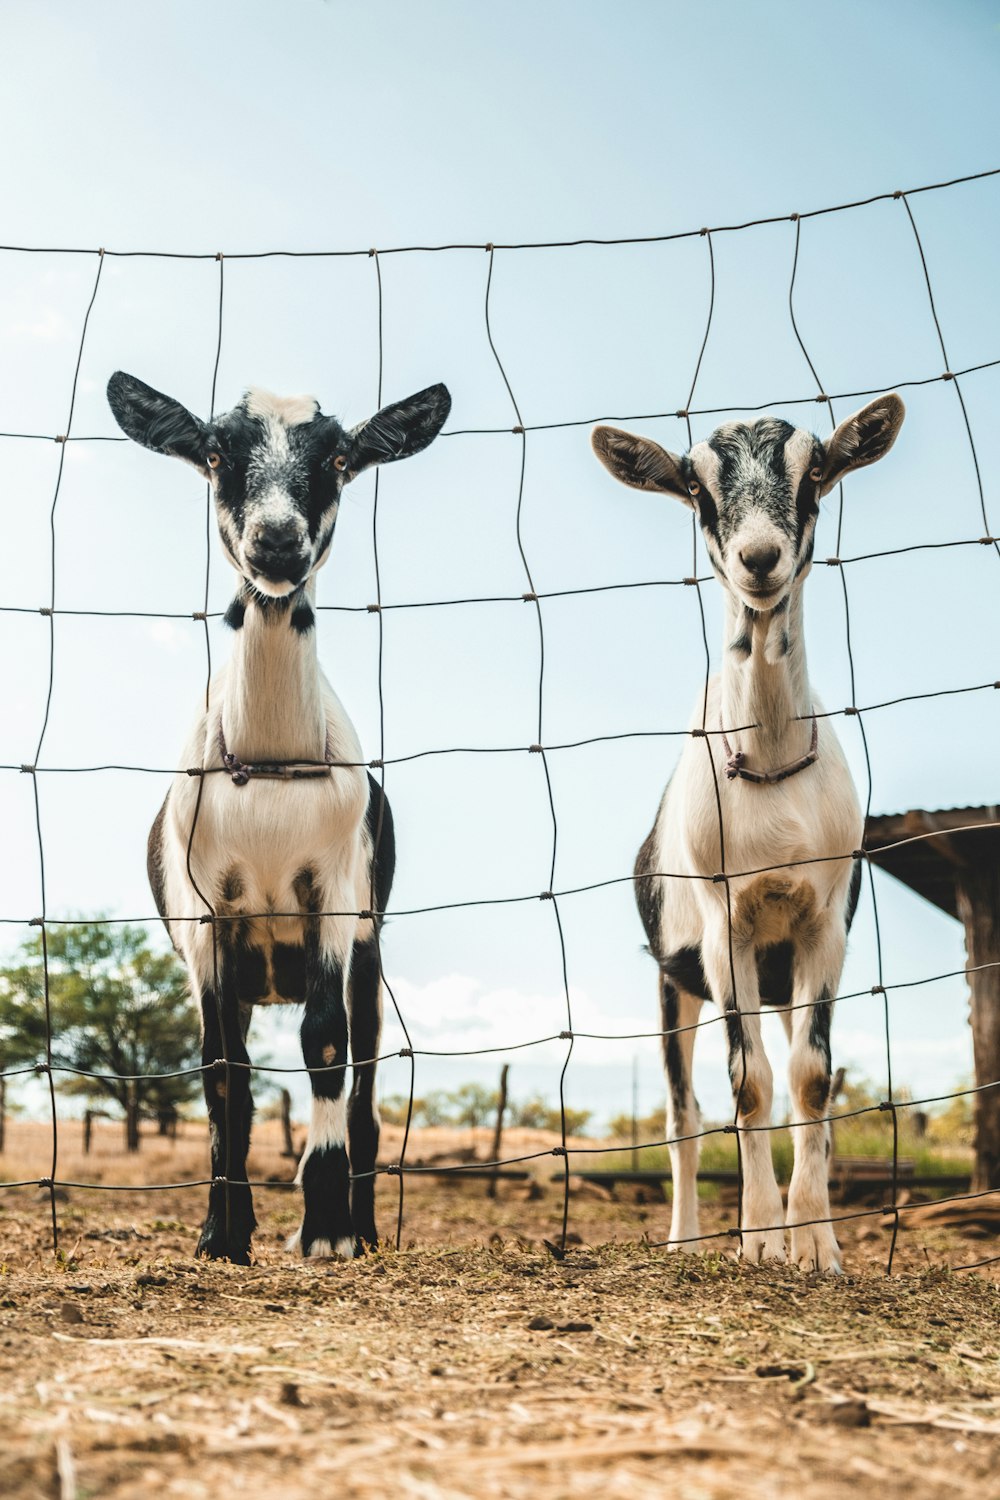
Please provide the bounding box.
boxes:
[448,1082,499,1129]
[510,1093,591,1137]
[0,921,200,1151]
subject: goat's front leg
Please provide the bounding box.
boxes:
[786,926,845,1273]
[347,928,382,1251]
[702,921,785,1264]
[293,926,354,1259]
[660,972,704,1250]
[197,975,256,1264]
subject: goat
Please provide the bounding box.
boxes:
[591,396,905,1271]
[108,371,451,1264]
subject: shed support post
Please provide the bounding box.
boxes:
[956,870,1000,1191]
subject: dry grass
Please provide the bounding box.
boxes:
[0,1118,998,1499]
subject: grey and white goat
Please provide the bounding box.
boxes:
[592,396,904,1271]
[108,372,451,1264]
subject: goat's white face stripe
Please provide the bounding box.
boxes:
[688,418,824,611]
[689,440,719,495]
[245,388,319,427]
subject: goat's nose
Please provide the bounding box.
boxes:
[739,545,781,579]
[246,524,309,582]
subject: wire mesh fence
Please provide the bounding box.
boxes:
[0,166,998,1275]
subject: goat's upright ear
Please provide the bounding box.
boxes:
[345,383,451,478]
[819,394,905,497]
[591,426,690,502]
[107,372,209,465]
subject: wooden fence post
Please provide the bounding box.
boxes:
[486,1065,509,1199]
[279,1087,296,1158]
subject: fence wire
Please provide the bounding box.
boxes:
[0,165,998,1275]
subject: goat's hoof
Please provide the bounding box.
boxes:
[195,1226,252,1266]
[287,1226,356,1260]
[791,1227,842,1274]
[739,1229,787,1265]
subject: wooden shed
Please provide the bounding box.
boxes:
[865,806,999,1191]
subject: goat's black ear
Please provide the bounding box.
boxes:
[820,394,905,497]
[107,371,208,465]
[591,426,689,501]
[345,383,452,477]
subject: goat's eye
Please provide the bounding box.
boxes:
[809,465,823,483]
[206,452,222,470]
[332,454,348,472]
[687,480,701,497]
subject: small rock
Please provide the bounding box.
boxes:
[280,1381,304,1407]
[527,1315,554,1331]
[829,1400,871,1428]
[136,1274,167,1288]
[264,1303,286,1313]
[59,1301,83,1325]
[556,1321,593,1334]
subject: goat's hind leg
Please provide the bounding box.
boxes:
[787,937,843,1273]
[196,974,256,1264]
[347,929,382,1251]
[702,926,786,1264]
[659,967,704,1249]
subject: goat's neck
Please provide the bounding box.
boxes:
[220,580,327,762]
[719,584,813,765]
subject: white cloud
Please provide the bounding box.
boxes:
[7,306,73,343]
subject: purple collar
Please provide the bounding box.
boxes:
[218,722,333,787]
[720,711,819,785]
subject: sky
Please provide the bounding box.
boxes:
[0,0,998,1141]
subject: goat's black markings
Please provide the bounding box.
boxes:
[661,945,711,1003]
[232,944,269,1004]
[197,970,256,1265]
[220,867,244,903]
[290,600,315,635]
[299,952,353,1253]
[845,857,863,933]
[756,941,793,1007]
[347,938,384,1249]
[273,942,307,1002]
[807,985,833,1073]
[633,824,664,948]
[660,975,687,1106]
[146,798,170,934]
[223,596,246,631]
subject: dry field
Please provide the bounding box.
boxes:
[1,1119,998,1500]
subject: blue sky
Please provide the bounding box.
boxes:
[1,0,998,1133]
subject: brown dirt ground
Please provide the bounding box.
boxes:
[1,1119,998,1499]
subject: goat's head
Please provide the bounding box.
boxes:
[107,373,452,597]
[591,396,905,612]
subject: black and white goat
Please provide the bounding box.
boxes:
[592,396,905,1272]
[108,372,451,1264]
